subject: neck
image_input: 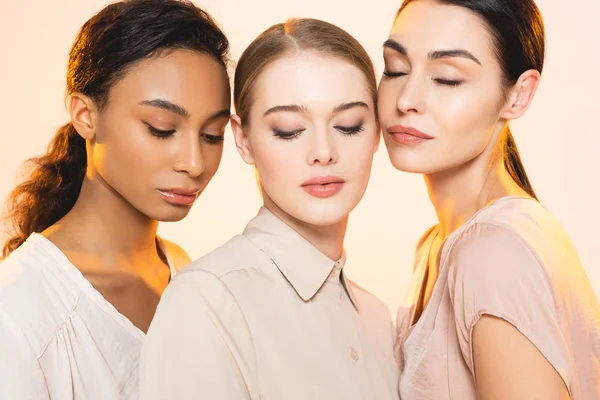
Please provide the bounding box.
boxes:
[425,139,528,238]
[43,173,161,273]
[263,198,347,261]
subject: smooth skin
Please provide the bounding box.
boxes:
[45,50,230,332]
[378,1,569,398]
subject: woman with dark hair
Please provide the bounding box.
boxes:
[378,0,600,398]
[0,0,230,398]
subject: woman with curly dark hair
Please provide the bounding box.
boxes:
[0,1,230,398]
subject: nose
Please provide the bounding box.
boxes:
[174,133,205,178]
[307,126,338,166]
[396,73,426,115]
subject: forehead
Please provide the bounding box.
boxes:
[107,49,229,108]
[252,51,373,111]
[390,1,494,61]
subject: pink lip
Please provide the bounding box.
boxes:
[387,124,434,144]
[301,176,345,199]
[157,188,201,206]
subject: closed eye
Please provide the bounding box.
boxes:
[201,133,224,145]
[383,71,408,78]
[145,123,176,139]
[335,124,365,135]
[273,128,305,141]
[434,78,463,87]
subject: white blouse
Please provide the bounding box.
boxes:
[0,233,189,399]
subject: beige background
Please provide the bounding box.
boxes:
[1,0,598,314]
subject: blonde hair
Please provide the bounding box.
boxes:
[233,18,377,124]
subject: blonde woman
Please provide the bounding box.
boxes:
[141,18,400,400]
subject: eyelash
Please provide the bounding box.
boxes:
[335,124,365,135]
[273,129,304,141]
[146,123,176,139]
[383,70,464,87]
[383,71,408,78]
[201,133,225,145]
[146,123,224,144]
[273,124,365,141]
[434,78,462,87]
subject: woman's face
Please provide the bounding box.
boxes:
[378,0,509,175]
[83,49,230,222]
[233,51,379,227]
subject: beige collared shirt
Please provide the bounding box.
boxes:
[140,207,400,400]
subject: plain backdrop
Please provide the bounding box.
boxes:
[1,0,598,314]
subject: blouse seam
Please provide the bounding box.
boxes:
[37,291,81,359]
[216,258,273,278]
[200,237,273,279]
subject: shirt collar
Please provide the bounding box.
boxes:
[243,207,359,310]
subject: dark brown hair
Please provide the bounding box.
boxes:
[2,0,230,258]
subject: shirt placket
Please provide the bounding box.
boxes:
[322,262,370,398]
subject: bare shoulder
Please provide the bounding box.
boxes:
[157,238,191,271]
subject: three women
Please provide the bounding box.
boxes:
[1,0,598,399]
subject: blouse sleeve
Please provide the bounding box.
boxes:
[0,305,49,399]
[447,223,572,388]
[139,268,258,400]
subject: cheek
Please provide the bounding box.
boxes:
[377,81,399,121]
[253,141,298,187]
[435,90,500,145]
[343,135,377,177]
[93,119,166,188]
[201,144,225,177]
[428,91,503,170]
[433,79,504,126]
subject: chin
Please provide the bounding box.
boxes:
[292,201,352,227]
[386,152,435,174]
[145,204,193,222]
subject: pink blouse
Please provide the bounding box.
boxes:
[396,196,600,399]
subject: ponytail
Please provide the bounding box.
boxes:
[2,123,86,258]
[502,127,537,200]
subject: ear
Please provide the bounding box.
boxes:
[500,69,541,120]
[230,114,255,165]
[68,93,98,140]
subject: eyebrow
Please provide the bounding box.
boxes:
[333,101,369,113]
[207,108,231,121]
[383,39,481,65]
[139,99,230,121]
[383,39,407,56]
[264,104,308,116]
[264,101,368,117]
[139,99,189,117]
[428,49,481,65]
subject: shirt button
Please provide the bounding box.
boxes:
[350,348,359,361]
